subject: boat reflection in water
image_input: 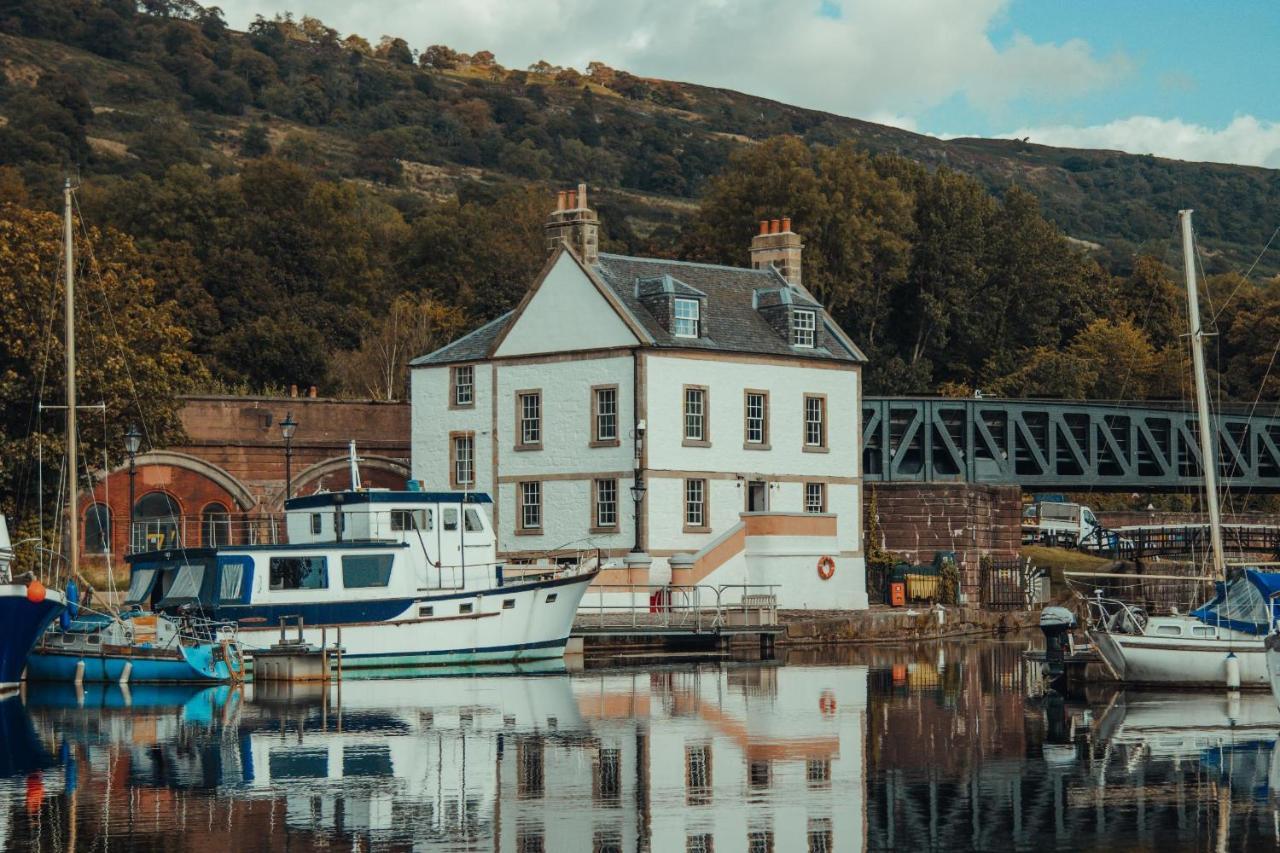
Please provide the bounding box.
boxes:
[2,659,869,851]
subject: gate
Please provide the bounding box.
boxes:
[980,557,1029,610]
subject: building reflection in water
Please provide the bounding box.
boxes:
[0,661,869,852]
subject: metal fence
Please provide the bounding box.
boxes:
[129,515,287,553]
[980,557,1032,610]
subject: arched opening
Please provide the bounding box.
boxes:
[134,492,182,552]
[203,502,230,547]
[84,503,111,554]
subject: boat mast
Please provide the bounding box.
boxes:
[64,178,79,584]
[1179,209,1226,578]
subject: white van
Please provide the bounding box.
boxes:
[1022,501,1103,546]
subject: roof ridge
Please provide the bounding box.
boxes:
[596,252,774,276]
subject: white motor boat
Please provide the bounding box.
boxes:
[127,480,597,672]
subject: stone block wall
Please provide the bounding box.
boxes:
[869,482,1022,599]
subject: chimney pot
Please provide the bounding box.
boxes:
[290,384,298,398]
[758,220,769,235]
[308,385,318,398]
[781,216,792,232]
[578,182,588,209]
[556,191,566,211]
[770,219,781,234]
[566,190,577,209]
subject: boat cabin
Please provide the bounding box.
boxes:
[124,489,500,617]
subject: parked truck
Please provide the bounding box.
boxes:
[1021,501,1104,547]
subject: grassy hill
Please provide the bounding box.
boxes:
[2,3,1278,279]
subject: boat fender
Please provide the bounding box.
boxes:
[1225,652,1241,690]
[25,579,46,603]
[65,579,78,618]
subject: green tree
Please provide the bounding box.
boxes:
[333,293,466,400]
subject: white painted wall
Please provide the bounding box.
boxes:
[493,253,639,357]
[410,363,493,493]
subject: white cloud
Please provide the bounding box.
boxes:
[214,0,1127,121]
[1001,115,1280,168]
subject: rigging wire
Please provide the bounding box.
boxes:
[1211,221,1280,324]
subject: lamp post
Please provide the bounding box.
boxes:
[630,421,646,554]
[124,424,141,554]
[281,412,297,501]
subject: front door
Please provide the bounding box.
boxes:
[747,480,769,512]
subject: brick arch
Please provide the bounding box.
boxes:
[130,450,255,511]
[291,455,412,502]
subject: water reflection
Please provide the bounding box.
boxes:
[9,641,1280,851]
[2,662,867,852]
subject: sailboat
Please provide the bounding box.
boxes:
[0,514,66,693]
[1086,209,1276,688]
[21,180,242,686]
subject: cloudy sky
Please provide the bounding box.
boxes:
[215,0,1280,168]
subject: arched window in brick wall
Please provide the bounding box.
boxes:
[203,502,230,547]
[134,492,182,552]
[84,503,111,554]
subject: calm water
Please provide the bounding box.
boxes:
[3,641,1280,851]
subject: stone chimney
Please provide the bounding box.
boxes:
[750,216,803,289]
[544,182,600,265]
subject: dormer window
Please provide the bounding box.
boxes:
[673,298,700,338]
[792,310,816,348]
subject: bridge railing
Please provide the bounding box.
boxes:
[1079,523,1280,561]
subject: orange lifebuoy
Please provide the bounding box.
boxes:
[819,690,837,717]
[817,555,836,580]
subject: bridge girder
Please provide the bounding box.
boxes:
[862,398,1280,492]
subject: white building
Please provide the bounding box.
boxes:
[411,185,868,609]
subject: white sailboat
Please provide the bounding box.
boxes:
[1086,210,1276,688]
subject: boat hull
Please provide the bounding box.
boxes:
[0,586,66,693]
[25,641,238,684]
[1090,629,1269,688]
[235,571,594,671]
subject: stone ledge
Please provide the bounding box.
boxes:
[777,606,1038,644]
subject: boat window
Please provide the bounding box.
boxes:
[419,605,434,618]
[220,560,249,602]
[444,508,459,531]
[460,602,473,614]
[1192,626,1217,638]
[311,513,322,535]
[270,556,329,591]
[124,568,158,605]
[464,509,484,532]
[1154,625,1182,636]
[163,563,205,602]
[503,598,515,610]
[545,593,558,604]
[391,509,431,532]
[342,554,394,588]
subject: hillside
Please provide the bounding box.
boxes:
[2,2,1278,278]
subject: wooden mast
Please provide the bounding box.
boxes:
[64,178,78,584]
[1179,209,1226,578]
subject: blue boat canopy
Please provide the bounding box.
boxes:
[1190,569,1280,635]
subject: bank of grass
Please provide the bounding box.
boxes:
[78,558,129,597]
[1021,545,1114,590]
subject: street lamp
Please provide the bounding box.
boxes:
[630,421,646,554]
[124,424,141,554]
[281,411,297,501]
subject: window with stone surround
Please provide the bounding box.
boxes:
[517,390,542,449]
[804,482,826,513]
[592,385,619,446]
[451,364,475,408]
[450,432,475,488]
[684,478,708,531]
[792,309,816,348]
[683,385,708,445]
[518,481,542,532]
[744,390,769,448]
[673,297,700,337]
[804,394,827,449]
[593,478,618,530]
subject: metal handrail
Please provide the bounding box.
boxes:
[577,583,780,630]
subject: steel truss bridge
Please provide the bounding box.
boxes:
[863,397,1280,492]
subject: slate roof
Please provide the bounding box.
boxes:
[410,311,513,366]
[593,254,863,363]
[412,251,866,366]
